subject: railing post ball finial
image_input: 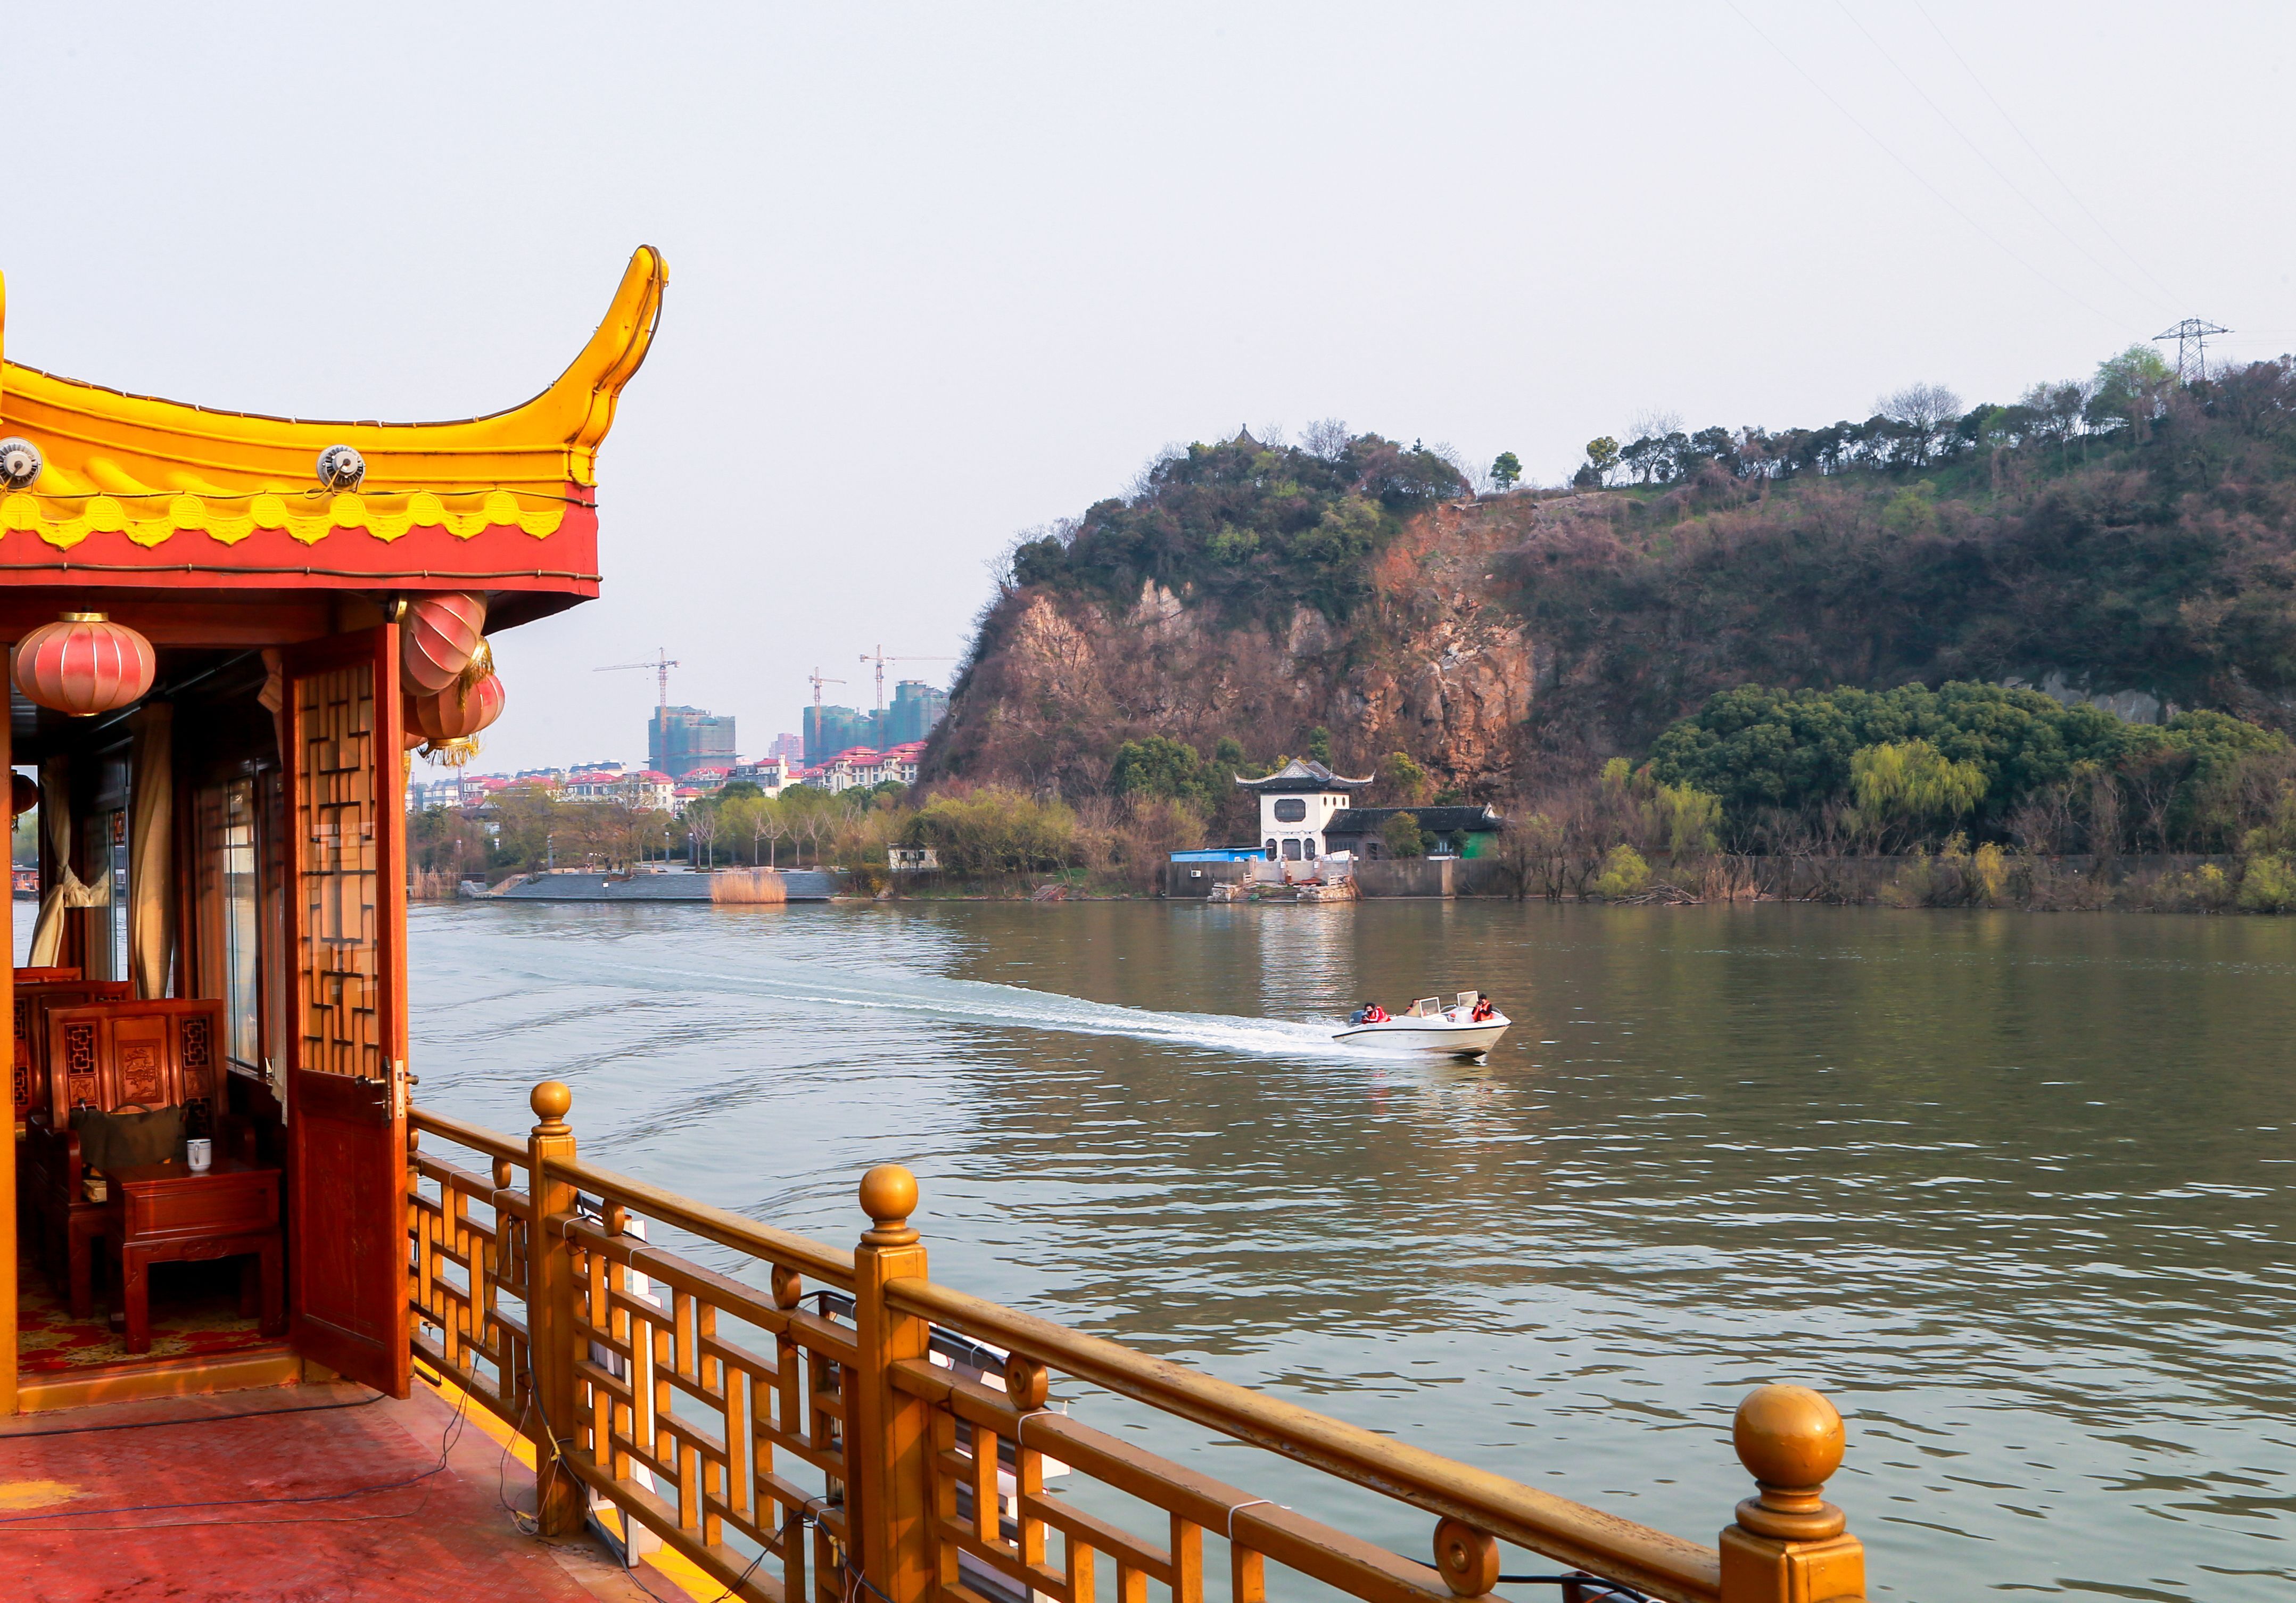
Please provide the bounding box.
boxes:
[1732,1384,1848,1541]
[1432,1516,1500,1597]
[530,1080,573,1136]
[858,1162,920,1245]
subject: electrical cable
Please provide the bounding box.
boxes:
[0,1375,473,1533]
[1721,0,2120,326]
[0,1388,386,1441]
[1910,0,2186,307]
[1829,0,2162,315]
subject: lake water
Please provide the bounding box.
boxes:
[404,900,2295,1603]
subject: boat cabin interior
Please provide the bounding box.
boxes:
[0,245,664,1414]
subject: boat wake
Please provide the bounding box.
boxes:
[495,941,1385,1063]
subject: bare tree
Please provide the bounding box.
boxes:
[1429,441,1475,494]
[1125,447,1188,501]
[1301,418,1351,460]
[2009,783,2075,856]
[686,806,718,870]
[1626,407,1684,444]
[754,799,787,868]
[1877,383,1963,465]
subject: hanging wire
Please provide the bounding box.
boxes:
[1830,0,2163,315]
[1910,0,2186,307]
[1722,0,2120,326]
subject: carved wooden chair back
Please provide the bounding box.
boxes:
[42,998,224,1132]
[14,967,82,983]
[13,980,134,1128]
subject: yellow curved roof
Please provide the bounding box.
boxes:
[0,246,664,551]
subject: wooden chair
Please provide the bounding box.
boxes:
[22,998,230,1316]
[12,979,133,1134]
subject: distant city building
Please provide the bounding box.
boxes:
[729,756,794,796]
[882,680,949,746]
[650,705,737,779]
[562,769,628,804]
[804,704,869,766]
[797,742,924,795]
[564,767,676,812]
[766,732,805,762]
[804,688,946,763]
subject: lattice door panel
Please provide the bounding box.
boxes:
[295,663,383,1079]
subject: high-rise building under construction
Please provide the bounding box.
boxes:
[883,680,949,745]
[650,705,737,778]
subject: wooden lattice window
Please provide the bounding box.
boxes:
[295,664,382,1078]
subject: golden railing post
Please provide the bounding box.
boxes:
[1718,1385,1867,1603]
[850,1163,935,1603]
[527,1079,587,1538]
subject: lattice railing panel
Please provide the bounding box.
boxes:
[409,1147,533,1426]
[563,1210,858,1603]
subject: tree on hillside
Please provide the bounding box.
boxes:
[1111,736,1213,811]
[1378,750,1431,806]
[1490,451,1523,490]
[1580,436,1616,486]
[1306,727,1333,765]
[2089,344,2174,433]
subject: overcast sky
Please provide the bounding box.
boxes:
[6,3,2291,774]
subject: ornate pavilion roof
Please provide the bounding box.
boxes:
[1233,758,1373,793]
[0,246,663,602]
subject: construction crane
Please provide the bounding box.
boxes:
[857,645,956,710]
[596,648,680,710]
[597,649,681,761]
[807,668,847,708]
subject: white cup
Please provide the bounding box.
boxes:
[185,1137,212,1173]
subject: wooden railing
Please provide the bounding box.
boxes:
[409,1085,1869,1603]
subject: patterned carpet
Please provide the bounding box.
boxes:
[15,1250,282,1374]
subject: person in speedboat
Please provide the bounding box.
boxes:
[1469,993,1496,1022]
[1348,1001,1391,1025]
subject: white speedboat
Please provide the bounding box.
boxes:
[1333,992,1509,1057]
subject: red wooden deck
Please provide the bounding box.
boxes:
[0,1379,690,1601]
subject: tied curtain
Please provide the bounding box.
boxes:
[23,758,102,967]
[127,702,174,998]
[22,705,175,994]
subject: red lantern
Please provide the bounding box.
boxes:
[12,612,156,717]
[401,593,488,695]
[406,672,507,746]
[10,772,37,817]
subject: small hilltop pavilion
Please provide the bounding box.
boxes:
[0,246,664,1414]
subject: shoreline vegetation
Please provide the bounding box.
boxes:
[409,676,2296,916]
[408,843,2294,917]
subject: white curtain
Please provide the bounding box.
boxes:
[24,758,104,967]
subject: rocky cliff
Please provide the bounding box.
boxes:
[931,497,1535,797]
